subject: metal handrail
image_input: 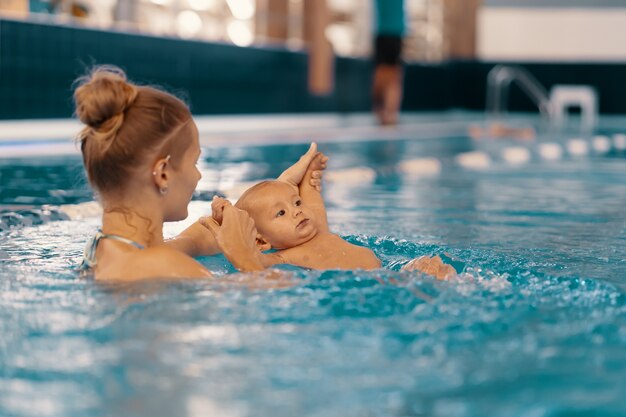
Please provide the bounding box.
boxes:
[486,65,552,119]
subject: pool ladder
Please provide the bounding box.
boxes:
[486,65,598,131]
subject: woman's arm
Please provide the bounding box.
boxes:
[260,252,285,268]
[298,152,329,233]
[164,221,221,257]
[277,142,323,191]
[275,142,330,232]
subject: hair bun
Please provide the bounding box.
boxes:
[74,66,138,129]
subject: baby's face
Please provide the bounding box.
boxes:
[248,182,318,249]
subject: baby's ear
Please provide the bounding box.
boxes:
[256,234,272,252]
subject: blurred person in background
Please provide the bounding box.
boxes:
[372,0,405,126]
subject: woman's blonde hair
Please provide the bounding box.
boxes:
[73,65,192,194]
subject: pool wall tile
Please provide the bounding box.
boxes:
[2,18,626,119]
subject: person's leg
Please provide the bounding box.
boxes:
[372,64,403,125]
[372,65,387,124]
[372,35,403,125]
[383,64,402,125]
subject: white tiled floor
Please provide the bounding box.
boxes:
[0,111,482,157]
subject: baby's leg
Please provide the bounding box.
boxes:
[402,255,457,280]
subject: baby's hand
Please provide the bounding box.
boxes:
[211,196,232,225]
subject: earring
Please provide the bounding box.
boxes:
[153,155,171,176]
[160,187,168,195]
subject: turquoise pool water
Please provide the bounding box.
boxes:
[0,133,625,417]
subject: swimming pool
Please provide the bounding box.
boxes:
[1,116,625,417]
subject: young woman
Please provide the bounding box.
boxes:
[74,65,313,280]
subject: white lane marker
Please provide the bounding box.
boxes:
[502,147,531,165]
[592,135,612,154]
[538,142,563,160]
[325,167,377,184]
[455,151,491,170]
[398,157,442,176]
[567,138,589,156]
[614,134,626,151]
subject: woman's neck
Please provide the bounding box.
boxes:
[100,206,164,248]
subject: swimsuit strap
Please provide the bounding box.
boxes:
[98,230,146,250]
[79,229,145,271]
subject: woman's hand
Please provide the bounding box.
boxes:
[201,204,264,272]
[306,152,329,192]
[402,255,456,280]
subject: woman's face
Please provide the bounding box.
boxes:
[164,122,202,222]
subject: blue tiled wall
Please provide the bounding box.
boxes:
[2,18,626,119]
[0,18,374,119]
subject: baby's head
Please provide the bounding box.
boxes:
[236,181,318,250]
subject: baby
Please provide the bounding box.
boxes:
[209,144,455,279]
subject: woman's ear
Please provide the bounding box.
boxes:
[151,155,171,192]
[256,234,272,251]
